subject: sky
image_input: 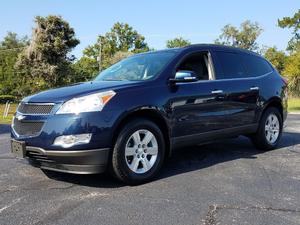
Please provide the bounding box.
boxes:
[0,0,299,58]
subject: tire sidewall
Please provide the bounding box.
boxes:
[113,120,165,183]
[260,107,283,148]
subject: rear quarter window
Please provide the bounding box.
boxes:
[214,51,246,79]
[242,54,273,77]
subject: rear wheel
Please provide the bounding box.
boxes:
[111,119,165,185]
[251,107,283,150]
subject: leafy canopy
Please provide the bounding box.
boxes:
[15,15,79,96]
[83,22,149,70]
[166,37,191,48]
[0,32,28,95]
[278,9,300,51]
[263,47,287,74]
[0,32,28,50]
[282,48,300,96]
[215,20,263,51]
[71,56,100,83]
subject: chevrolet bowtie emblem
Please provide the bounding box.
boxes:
[16,114,26,121]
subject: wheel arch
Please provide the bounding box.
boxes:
[262,97,283,120]
[111,108,172,158]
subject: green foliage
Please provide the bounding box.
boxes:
[71,57,99,82]
[278,9,300,51]
[70,51,133,84]
[0,32,28,50]
[215,20,263,51]
[30,15,79,61]
[0,32,29,96]
[282,47,300,97]
[0,94,16,103]
[263,47,287,74]
[15,15,79,96]
[83,22,149,70]
[166,37,191,48]
[109,51,133,65]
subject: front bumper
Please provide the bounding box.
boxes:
[11,111,116,150]
[25,146,109,174]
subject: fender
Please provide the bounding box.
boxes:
[110,105,172,155]
[259,96,284,121]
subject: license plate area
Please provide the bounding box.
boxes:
[11,140,26,158]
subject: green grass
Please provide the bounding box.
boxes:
[0,103,17,124]
[288,98,300,113]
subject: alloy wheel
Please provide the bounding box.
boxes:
[124,129,158,174]
[265,113,280,144]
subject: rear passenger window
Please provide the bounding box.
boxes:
[242,54,273,76]
[214,51,246,79]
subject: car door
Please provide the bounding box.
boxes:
[211,50,260,128]
[167,51,235,146]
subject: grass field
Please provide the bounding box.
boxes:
[0,103,17,124]
[288,98,300,113]
[0,98,300,124]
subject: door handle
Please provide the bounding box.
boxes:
[211,90,223,94]
[250,87,259,91]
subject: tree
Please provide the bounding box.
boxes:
[0,32,28,50]
[278,9,300,51]
[215,20,263,51]
[282,47,300,96]
[278,9,300,95]
[71,57,99,83]
[83,22,149,70]
[71,51,134,84]
[0,32,28,95]
[166,37,191,48]
[263,47,287,74]
[109,51,133,65]
[15,15,79,96]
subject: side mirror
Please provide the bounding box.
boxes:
[169,70,198,84]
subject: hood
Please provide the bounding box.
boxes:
[24,80,141,103]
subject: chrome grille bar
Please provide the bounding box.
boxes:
[17,103,54,115]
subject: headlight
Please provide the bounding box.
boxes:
[56,90,116,114]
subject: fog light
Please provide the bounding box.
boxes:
[53,133,92,148]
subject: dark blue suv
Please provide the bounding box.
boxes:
[11,44,288,184]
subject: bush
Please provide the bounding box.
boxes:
[0,95,17,104]
[282,47,300,97]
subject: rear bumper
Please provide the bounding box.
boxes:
[25,146,110,174]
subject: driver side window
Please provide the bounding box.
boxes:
[177,52,212,80]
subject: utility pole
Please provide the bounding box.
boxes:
[98,38,102,72]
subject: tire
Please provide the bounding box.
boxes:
[111,119,165,185]
[251,107,283,151]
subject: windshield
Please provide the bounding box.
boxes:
[95,51,176,81]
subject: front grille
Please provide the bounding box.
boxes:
[12,118,44,136]
[17,103,54,115]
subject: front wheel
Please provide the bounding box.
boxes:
[111,119,165,185]
[251,107,283,150]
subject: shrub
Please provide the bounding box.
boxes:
[0,95,17,103]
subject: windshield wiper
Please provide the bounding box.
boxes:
[102,78,130,81]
